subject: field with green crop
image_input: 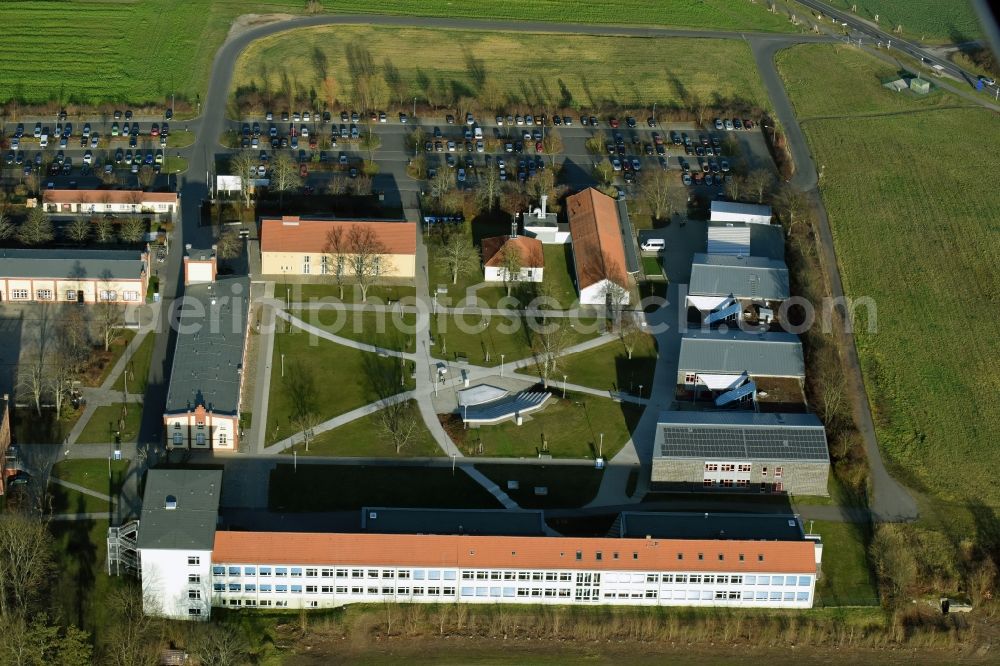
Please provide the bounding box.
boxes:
[824,0,983,43]
[777,44,1000,505]
[233,26,771,113]
[0,0,794,106]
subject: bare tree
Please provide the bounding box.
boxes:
[724,173,744,201]
[359,126,382,163]
[593,159,614,185]
[102,583,161,666]
[542,128,563,166]
[284,360,321,451]
[322,226,349,299]
[435,232,479,285]
[16,207,54,246]
[15,304,55,417]
[229,149,258,209]
[639,168,675,221]
[0,208,17,240]
[94,215,115,243]
[530,319,569,388]
[347,224,392,302]
[216,228,242,260]
[383,58,408,106]
[269,153,301,209]
[476,165,502,210]
[428,168,455,201]
[46,341,78,420]
[137,165,156,190]
[774,183,810,237]
[119,216,145,243]
[499,242,523,297]
[65,217,91,244]
[375,395,418,454]
[96,275,125,351]
[744,168,774,204]
[2,613,92,666]
[0,512,54,619]
[618,311,644,360]
[190,623,249,666]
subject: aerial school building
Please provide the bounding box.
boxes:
[134,470,823,620]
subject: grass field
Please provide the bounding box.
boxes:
[51,458,130,496]
[776,44,1000,505]
[476,463,604,508]
[266,326,415,445]
[232,26,771,114]
[453,392,641,459]
[76,402,143,444]
[297,308,417,353]
[268,463,501,511]
[111,333,155,393]
[283,401,442,457]
[0,1,794,106]
[559,331,658,395]
[809,521,879,606]
[823,0,983,43]
[278,282,416,303]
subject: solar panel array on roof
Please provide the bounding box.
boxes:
[655,411,829,462]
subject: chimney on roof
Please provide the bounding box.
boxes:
[540,194,548,218]
[165,495,177,510]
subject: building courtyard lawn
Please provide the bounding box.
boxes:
[559,332,658,396]
[451,392,641,459]
[266,326,416,445]
[297,308,417,354]
[268,463,501,511]
[87,329,136,388]
[431,313,605,367]
[278,282,416,304]
[283,401,442,458]
[51,458,130,497]
[75,403,143,444]
[809,521,879,607]
[111,333,156,393]
[475,463,604,509]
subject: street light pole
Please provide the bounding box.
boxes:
[562,375,567,399]
[281,353,285,377]
[500,354,505,377]
[599,432,604,458]
[412,97,416,119]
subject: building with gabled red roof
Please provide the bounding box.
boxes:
[259,216,417,279]
[566,188,630,306]
[41,189,178,215]
[481,235,544,283]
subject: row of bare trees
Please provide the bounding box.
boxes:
[321,224,392,302]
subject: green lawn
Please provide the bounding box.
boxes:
[111,333,155,393]
[278,282,416,304]
[810,521,879,607]
[1,1,793,106]
[283,401,442,457]
[778,44,1000,506]
[641,255,663,277]
[452,392,641,459]
[559,332,658,395]
[48,486,110,515]
[266,326,415,445]
[297,308,417,353]
[432,313,605,367]
[75,403,143,444]
[234,27,773,115]
[476,463,604,508]
[51,459,130,497]
[166,130,196,148]
[823,0,984,43]
[268,463,501,511]
[89,329,136,388]
[541,244,578,308]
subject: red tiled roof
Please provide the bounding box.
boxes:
[566,188,627,290]
[212,532,815,573]
[260,217,416,255]
[481,235,544,268]
[42,189,177,204]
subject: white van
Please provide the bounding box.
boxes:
[640,238,665,252]
[39,133,49,148]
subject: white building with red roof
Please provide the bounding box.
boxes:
[481,235,544,283]
[566,188,630,306]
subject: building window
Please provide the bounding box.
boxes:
[213,583,225,592]
[188,608,202,616]
[189,574,201,583]
[260,567,271,576]
[123,291,139,302]
[685,373,696,383]
[188,589,201,600]
[306,568,318,577]
[775,467,783,478]
[218,433,227,445]
[260,585,272,593]
[65,290,77,301]
[228,567,241,576]
[302,262,310,274]
[36,289,53,301]
[276,568,288,576]
[291,585,303,593]
[99,290,117,301]
[761,467,768,476]
[738,464,751,473]
[291,568,303,577]
[306,585,317,593]
[11,289,28,300]
[173,433,183,445]
[195,433,206,446]
[705,463,718,472]
[721,463,735,472]
[188,556,200,566]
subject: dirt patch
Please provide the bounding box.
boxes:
[227,13,298,42]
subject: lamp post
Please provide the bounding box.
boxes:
[639,384,644,399]
[281,353,285,378]
[562,374,567,398]
[500,354,505,377]
[599,432,604,458]
[451,453,457,475]
[412,97,416,119]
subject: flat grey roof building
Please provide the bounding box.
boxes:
[689,253,789,301]
[678,330,804,378]
[709,200,773,224]
[655,411,829,462]
[137,469,222,551]
[361,507,545,536]
[0,248,146,280]
[164,276,250,416]
[706,222,785,260]
[617,511,805,541]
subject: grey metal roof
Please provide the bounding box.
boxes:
[618,512,805,541]
[710,200,773,221]
[678,330,804,378]
[655,411,829,462]
[164,277,250,415]
[0,248,146,280]
[361,507,545,536]
[689,254,789,301]
[137,469,222,551]
[707,222,785,260]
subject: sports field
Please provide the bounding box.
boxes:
[232,26,771,112]
[823,0,983,43]
[776,44,1000,505]
[0,0,791,106]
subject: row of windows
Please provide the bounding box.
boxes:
[461,571,573,582]
[602,590,809,602]
[8,288,139,302]
[216,584,458,597]
[461,587,573,599]
[703,463,784,476]
[214,566,457,580]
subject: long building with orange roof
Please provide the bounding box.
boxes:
[134,470,823,620]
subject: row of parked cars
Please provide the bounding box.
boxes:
[714,117,755,131]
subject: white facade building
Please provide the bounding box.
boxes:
[710,200,772,226]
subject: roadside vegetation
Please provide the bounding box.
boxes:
[777,43,1000,611]
[822,0,984,43]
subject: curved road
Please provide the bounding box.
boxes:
[141,12,915,521]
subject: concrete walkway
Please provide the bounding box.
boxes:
[277,309,420,361]
[248,281,277,454]
[49,477,113,502]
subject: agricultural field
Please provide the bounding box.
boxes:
[824,0,983,43]
[231,26,771,114]
[777,44,1000,505]
[0,1,794,106]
